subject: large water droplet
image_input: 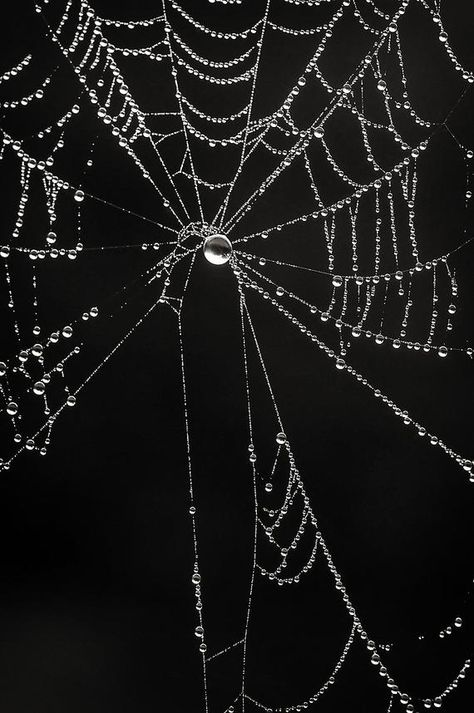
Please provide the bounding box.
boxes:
[6,402,18,416]
[33,381,45,396]
[203,234,232,265]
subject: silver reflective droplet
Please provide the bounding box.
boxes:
[6,402,18,416]
[203,234,232,265]
[33,381,45,396]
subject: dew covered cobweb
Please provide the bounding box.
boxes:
[1,0,474,711]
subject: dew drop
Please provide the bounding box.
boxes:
[203,234,232,265]
[33,381,45,396]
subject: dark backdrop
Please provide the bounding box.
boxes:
[0,1,473,712]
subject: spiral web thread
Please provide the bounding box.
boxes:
[0,0,473,711]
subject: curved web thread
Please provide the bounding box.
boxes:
[0,0,473,711]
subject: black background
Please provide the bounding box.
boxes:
[0,1,474,712]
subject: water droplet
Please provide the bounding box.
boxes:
[192,573,201,585]
[6,402,18,416]
[203,234,232,265]
[66,395,76,407]
[33,381,45,396]
[438,346,448,358]
[332,275,343,288]
[74,189,85,203]
[377,79,387,91]
[276,432,286,445]
[194,626,204,637]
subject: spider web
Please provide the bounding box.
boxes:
[0,0,473,711]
